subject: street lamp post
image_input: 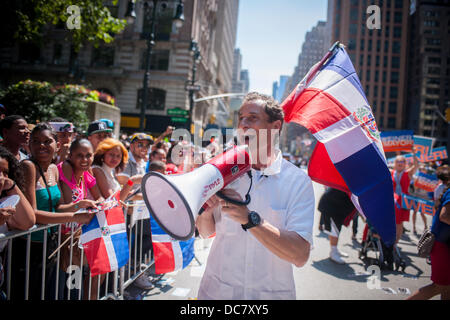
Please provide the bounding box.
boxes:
[126,0,184,132]
[188,40,201,134]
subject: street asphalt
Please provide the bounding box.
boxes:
[124,181,436,300]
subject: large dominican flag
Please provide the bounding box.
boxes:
[150,215,195,274]
[281,43,396,246]
[79,192,129,276]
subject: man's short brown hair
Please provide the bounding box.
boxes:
[242,92,284,130]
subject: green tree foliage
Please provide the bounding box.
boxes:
[0,80,90,131]
[0,0,126,51]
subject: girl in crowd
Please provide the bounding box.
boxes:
[57,137,105,300]
[92,138,141,201]
[58,138,103,206]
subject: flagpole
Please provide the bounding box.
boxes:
[304,41,341,85]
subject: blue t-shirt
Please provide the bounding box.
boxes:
[431,188,450,245]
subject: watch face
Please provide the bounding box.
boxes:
[250,212,260,225]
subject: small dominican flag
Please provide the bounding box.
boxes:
[150,215,195,274]
[281,43,396,246]
[79,191,129,276]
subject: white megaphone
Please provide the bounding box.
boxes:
[142,145,251,240]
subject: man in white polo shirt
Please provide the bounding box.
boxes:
[196,92,315,300]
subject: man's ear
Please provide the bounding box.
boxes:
[272,120,282,131]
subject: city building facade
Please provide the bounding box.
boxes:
[330,0,410,131]
[406,0,450,145]
[0,0,239,136]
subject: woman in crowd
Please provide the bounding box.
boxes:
[21,124,97,229]
[16,124,97,300]
[92,138,141,201]
[391,151,419,245]
[408,170,450,300]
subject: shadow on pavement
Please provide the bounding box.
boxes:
[310,258,371,283]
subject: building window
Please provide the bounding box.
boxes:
[394,12,402,23]
[428,67,440,75]
[391,72,399,83]
[425,98,439,105]
[392,56,400,68]
[388,117,396,129]
[392,41,401,53]
[390,87,398,99]
[426,88,440,95]
[388,101,397,113]
[394,27,402,38]
[426,38,441,46]
[428,57,441,64]
[18,43,41,64]
[91,46,115,67]
[143,5,174,41]
[137,88,166,110]
[424,20,439,27]
[141,50,170,71]
[427,78,440,85]
[52,43,63,65]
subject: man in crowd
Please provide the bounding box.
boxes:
[87,120,112,151]
[0,115,30,161]
[117,132,155,290]
[49,118,75,163]
[195,92,315,300]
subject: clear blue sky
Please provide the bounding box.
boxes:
[236,0,328,96]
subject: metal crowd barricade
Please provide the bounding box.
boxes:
[0,201,155,300]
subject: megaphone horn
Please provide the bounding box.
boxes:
[142,145,251,240]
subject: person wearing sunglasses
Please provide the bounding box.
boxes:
[116,132,155,290]
[391,147,419,245]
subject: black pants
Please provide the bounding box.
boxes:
[8,237,64,300]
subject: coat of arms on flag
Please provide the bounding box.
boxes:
[281,42,397,247]
[79,191,129,276]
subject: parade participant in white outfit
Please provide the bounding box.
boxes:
[196,92,315,300]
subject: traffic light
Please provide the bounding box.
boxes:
[446,107,450,123]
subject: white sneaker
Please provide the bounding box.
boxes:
[330,250,345,264]
[134,275,155,290]
[338,250,349,258]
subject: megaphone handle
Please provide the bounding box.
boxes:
[216,191,251,206]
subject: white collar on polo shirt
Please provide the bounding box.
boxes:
[253,149,282,178]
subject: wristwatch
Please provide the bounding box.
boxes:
[241,211,261,231]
